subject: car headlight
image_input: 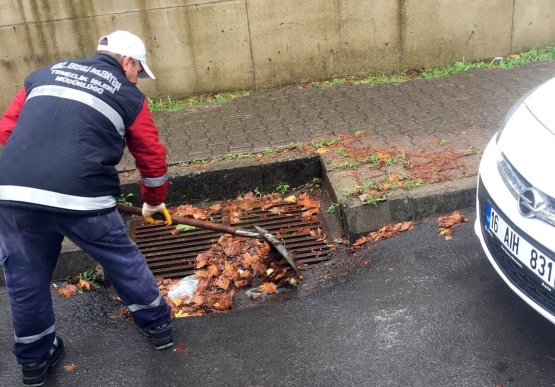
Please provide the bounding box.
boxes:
[496,87,538,143]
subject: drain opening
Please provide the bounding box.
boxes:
[129,202,333,278]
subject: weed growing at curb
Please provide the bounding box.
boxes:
[275,183,290,194]
[312,137,341,149]
[148,91,250,112]
[118,192,133,206]
[67,270,100,291]
[305,178,322,191]
[147,45,555,112]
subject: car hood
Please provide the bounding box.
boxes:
[524,77,555,135]
[499,96,555,197]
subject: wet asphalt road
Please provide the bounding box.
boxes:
[2,209,555,387]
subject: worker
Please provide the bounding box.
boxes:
[0,30,174,386]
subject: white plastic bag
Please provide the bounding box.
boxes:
[168,275,198,303]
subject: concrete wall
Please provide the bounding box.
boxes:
[0,0,553,110]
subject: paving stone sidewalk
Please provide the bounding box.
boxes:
[118,61,555,172]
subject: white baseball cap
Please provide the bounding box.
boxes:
[97,30,155,79]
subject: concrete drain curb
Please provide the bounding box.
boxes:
[332,177,476,243]
[0,153,478,286]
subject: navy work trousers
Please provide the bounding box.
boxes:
[0,207,171,364]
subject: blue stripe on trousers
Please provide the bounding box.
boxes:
[0,207,170,364]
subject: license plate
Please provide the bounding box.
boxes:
[485,202,555,289]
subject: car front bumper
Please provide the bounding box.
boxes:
[475,139,555,325]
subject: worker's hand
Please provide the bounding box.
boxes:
[142,203,172,226]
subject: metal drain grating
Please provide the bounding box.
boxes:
[129,202,334,278]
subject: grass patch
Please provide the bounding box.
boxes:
[147,45,555,113]
[300,44,555,88]
[148,91,250,112]
[312,137,342,149]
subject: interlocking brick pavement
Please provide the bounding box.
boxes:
[49,62,555,172]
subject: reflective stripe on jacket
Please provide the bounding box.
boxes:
[0,54,168,215]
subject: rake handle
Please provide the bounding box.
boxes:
[116,204,262,239]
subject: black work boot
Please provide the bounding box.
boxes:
[141,322,173,350]
[21,336,65,386]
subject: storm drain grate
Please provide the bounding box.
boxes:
[129,202,333,278]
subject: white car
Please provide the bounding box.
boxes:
[475,77,555,324]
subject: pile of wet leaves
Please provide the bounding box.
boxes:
[137,190,324,318]
[156,233,301,318]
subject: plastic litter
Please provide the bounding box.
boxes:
[168,275,198,303]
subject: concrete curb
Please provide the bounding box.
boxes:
[333,177,477,243]
[1,154,477,285]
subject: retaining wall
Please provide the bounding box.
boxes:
[0,0,553,109]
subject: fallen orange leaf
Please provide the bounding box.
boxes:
[437,211,468,240]
[353,236,368,247]
[56,284,77,299]
[259,282,277,294]
[174,342,188,353]
[77,279,93,291]
[63,363,76,372]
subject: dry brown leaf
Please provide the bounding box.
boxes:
[192,295,204,305]
[268,207,285,215]
[63,363,76,372]
[56,284,77,299]
[212,295,233,311]
[297,195,320,210]
[214,277,231,291]
[174,342,188,353]
[360,260,370,266]
[259,282,277,294]
[399,221,414,232]
[195,270,210,280]
[368,221,414,242]
[209,203,222,212]
[437,211,468,240]
[173,297,190,307]
[207,264,219,278]
[315,148,331,154]
[437,211,468,228]
[353,236,368,247]
[234,279,249,288]
[196,280,209,294]
[77,279,93,291]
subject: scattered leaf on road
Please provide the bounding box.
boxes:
[438,211,469,240]
[369,221,414,242]
[353,236,368,247]
[258,282,277,294]
[77,279,93,291]
[174,342,188,353]
[63,363,76,372]
[56,284,77,299]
